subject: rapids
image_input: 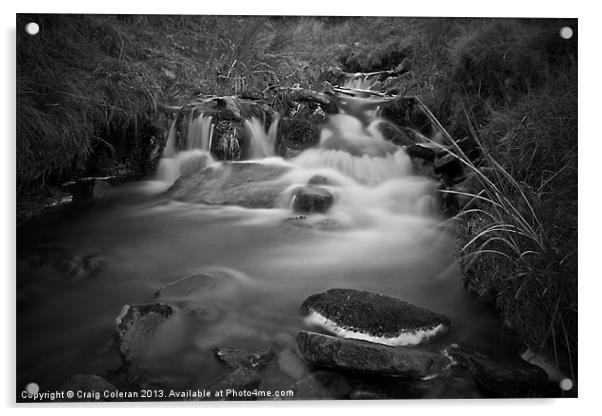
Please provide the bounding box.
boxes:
[16,88,520,398]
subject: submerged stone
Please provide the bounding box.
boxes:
[300,288,450,346]
[155,273,222,299]
[445,344,549,398]
[290,186,334,214]
[214,347,275,371]
[114,303,174,363]
[296,331,450,379]
[209,367,262,398]
[278,349,309,380]
[291,370,353,399]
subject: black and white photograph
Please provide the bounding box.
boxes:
[12,8,580,405]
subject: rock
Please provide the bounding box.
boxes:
[283,216,344,232]
[278,349,308,380]
[56,254,105,281]
[64,177,118,201]
[210,367,262,397]
[307,175,330,186]
[290,186,334,214]
[281,118,321,151]
[114,303,174,363]
[455,136,482,162]
[61,375,117,401]
[296,331,450,379]
[214,347,275,371]
[167,162,290,208]
[377,121,426,147]
[406,144,436,161]
[239,88,263,100]
[379,96,433,136]
[308,106,327,124]
[92,179,114,198]
[445,344,548,398]
[300,288,450,346]
[155,273,222,299]
[291,370,353,399]
[434,153,464,183]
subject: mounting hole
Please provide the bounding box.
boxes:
[559,378,573,391]
[25,382,39,395]
[25,22,39,36]
[559,26,573,40]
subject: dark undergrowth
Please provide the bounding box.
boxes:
[17,15,577,379]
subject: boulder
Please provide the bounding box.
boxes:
[445,344,548,398]
[307,175,330,186]
[406,144,436,161]
[434,153,464,183]
[296,331,450,379]
[56,254,104,281]
[214,347,275,371]
[167,162,290,208]
[379,96,433,136]
[281,118,321,151]
[300,288,450,346]
[61,375,117,401]
[378,122,422,147]
[114,303,174,363]
[290,186,334,214]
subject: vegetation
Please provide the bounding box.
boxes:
[17,15,577,377]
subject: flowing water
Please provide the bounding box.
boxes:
[16,90,520,398]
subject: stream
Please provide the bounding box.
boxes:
[16,83,521,399]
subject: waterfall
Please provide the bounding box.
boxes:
[187,113,214,152]
[163,118,177,158]
[342,73,379,90]
[155,115,214,185]
[245,116,279,159]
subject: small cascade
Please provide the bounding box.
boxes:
[163,118,178,158]
[187,113,214,152]
[343,73,379,90]
[293,149,412,186]
[154,115,215,185]
[245,116,279,159]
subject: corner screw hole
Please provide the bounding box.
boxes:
[25,22,39,36]
[559,26,573,40]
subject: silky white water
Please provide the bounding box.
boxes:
[17,95,518,398]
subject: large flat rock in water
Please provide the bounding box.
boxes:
[301,288,450,346]
[166,162,290,208]
[296,331,450,379]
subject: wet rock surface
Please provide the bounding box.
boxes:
[445,344,549,398]
[114,303,174,363]
[296,331,450,379]
[167,162,290,208]
[301,288,450,342]
[290,186,334,213]
[406,144,436,161]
